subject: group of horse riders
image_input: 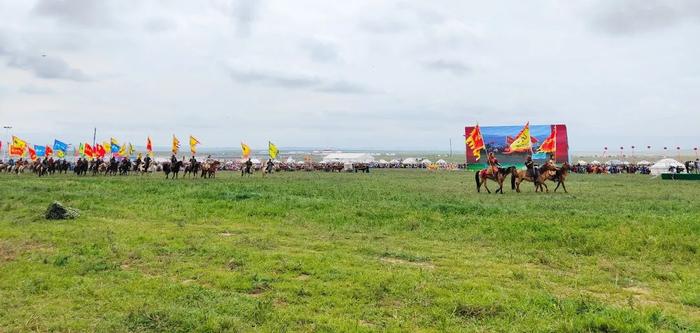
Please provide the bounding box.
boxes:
[477,151,569,194]
[0,156,70,176]
[73,153,155,176]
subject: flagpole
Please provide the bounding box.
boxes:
[2,125,11,162]
[92,127,96,148]
[449,138,453,158]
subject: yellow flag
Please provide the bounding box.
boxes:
[189,135,200,154]
[172,135,180,154]
[128,143,134,157]
[102,141,111,155]
[241,142,251,159]
[508,122,532,153]
[12,136,27,148]
[268,141,279,159]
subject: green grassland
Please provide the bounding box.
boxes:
[0,170,698,332]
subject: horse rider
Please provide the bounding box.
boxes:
[265,159,274,173]
[525,155,539,181]
[487,152,500,178]
[143,154,152,171]
[189,155,197,167]
[245,158,253,174]
[134,153,142,170]
[170,154,177,165]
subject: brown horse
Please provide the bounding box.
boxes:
[475,166,516,194]
[538,163,571,193]
[512,164,547,193]
[200,160,220,178]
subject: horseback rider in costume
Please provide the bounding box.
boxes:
[143,154,151,171]
[525,155,539,184]
[134,153,142,171]
[265,159,274,173]
[487,152,500,178]
[170,154,177,165]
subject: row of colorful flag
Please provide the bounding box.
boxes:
[466,122,556,160]
[2,135,280,161]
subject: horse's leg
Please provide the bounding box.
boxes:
[483,179,491,194]
[554,181,561,192]
[561,181,567,193]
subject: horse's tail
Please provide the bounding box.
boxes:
[475,171,481,191]
[511,170,516,190]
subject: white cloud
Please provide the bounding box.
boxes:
[0,0,699,151]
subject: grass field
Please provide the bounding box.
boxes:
[0,170,698,332]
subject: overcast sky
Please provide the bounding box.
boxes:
[1,0,699,152]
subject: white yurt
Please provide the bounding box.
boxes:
[389,159,400,164]
[436,159,448,165]
[378,159,388,165]
[402,158,418,165]
[637,160,651,166]
[576,160,588,165]
[285,157,295,163]
[590,160,601,165]
[649,158,684,175]
[421,159,432,165]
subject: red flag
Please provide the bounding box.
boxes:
[28,146,37,161]
[84,143,94,158]
[537,127,557,153]
[45,145,54,156]
[96,143,106,158]
[466,125,485,160]
[146,136,153,154]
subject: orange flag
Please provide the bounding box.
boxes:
[466,125,485,160]
[538,127,557,153]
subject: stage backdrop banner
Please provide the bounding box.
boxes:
[464,124,568,168]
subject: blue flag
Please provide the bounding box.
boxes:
[53,139,68,152]
[34,145,46,157]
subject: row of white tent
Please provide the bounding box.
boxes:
[577,158,686,175]
[576,160,652,166]
[321,153,449,165]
